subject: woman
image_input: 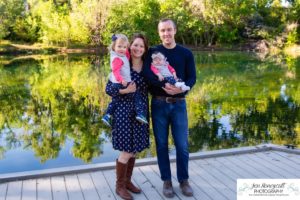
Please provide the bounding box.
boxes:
[105,33,149,200]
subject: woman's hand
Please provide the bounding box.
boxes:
[119,82,136,94]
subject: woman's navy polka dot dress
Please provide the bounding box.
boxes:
[106,69,149,153]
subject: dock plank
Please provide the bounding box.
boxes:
[266,151,300,171]
[170,159,218,200]
[254,152,300,177]
[64,174,84,200]
[37,177,52,200]
[105,170,147,200]
[77,173,100,200]
[51,176,68,200]
[203,157,242,181]
[22,179,36,200]
[6,181,22,200]
[102,169,122,200]
[133,166,163,200]
[226,154,271,178]
[1,148,300,200]
[91,171,115,200]
[151,164,197,200]
[195,159,236,193]
[139,165,180,200]
[242,154,287,178]
[188,160,229,200]
[272,151,300,165]
[213,157,255,178]
[0,183,7,200]
[190,160,234,200]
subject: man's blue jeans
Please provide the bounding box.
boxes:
[151,97,189,182]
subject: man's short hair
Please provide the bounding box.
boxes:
[158,18,177,30]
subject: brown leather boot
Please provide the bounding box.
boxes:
[126,157,141,193]
[116,160,133,200]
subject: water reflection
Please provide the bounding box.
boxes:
[0,51,299,173]
[187,51,300,151]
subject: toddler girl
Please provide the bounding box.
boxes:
[102,34,148,127]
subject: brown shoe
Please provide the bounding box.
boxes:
[116,160,133,200]
[126,157,141,193]
[163,180,175,198]
[180,180,193,197]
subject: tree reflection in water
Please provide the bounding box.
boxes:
[0,51,299,171]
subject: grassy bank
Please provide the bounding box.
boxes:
[0,40,60,55]
[1,40,300,58]
[0,40,107,55]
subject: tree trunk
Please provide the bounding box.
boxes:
[181,35,186,45]
[24,0,29,13]
[209,32,215,47]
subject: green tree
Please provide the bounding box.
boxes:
[11,14,40,42]
[103,0,161,45]
[0,0,25,39]
[159,0,198,45]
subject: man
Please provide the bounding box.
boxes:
[142,19,196,198]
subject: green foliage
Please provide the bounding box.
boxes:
[0,0,24,39]
[1,0,300,47]
[286,30,299,45]
[12,15,40,43]
[216,26,239,44]
[102,0,160,46]
[160,0,195,45]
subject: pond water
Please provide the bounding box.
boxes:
[0,51,299,174]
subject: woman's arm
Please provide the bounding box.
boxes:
[119,82,136,94]
[105,81,136,97]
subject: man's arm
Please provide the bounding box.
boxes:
[184,50,196,88]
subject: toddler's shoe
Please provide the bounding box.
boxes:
[136,115,148,124]
[102,114,112,127]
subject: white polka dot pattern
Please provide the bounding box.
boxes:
[106,70,150,153]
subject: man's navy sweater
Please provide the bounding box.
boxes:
[142,44,196,98]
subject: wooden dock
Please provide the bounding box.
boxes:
[0,144,299,200]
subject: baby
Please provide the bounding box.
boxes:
[151,51,190,91]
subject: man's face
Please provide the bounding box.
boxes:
[158,20,176,47]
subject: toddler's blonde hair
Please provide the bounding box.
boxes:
[109,33,129,51]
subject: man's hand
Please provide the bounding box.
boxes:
[162,83,183,95]
[119,82,136,94]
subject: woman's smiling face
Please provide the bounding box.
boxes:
[130,38,145,59]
